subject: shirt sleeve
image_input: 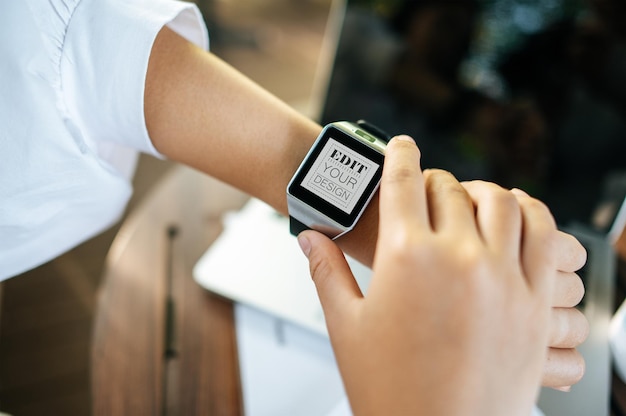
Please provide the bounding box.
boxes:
[59,0,208,157]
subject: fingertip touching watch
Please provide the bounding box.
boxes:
[287,120,390,239]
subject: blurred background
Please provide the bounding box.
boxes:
[322,0,626,228]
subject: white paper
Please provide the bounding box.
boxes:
[235,304,349,416]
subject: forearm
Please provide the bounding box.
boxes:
[144,26,378,264]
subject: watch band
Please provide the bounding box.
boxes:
[289,216,310,236]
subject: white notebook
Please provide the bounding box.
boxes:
[193,198,372,336]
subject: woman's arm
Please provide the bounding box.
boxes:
[145,25,378,264]
[144,26,587,389]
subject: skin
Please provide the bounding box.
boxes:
[298,137,563,415]
[144,26,588,391]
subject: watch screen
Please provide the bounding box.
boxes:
[288,125,385,227]
[300,138,380,214]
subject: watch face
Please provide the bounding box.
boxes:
[289,125,384,227]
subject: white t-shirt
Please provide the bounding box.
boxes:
[0,0,208,280]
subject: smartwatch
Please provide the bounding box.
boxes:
[287,121,389,239]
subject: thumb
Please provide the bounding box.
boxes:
[298,230,363,332]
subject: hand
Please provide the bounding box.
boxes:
[298,136,560,416]
[462,183,589,391]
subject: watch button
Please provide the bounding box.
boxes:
[355,129,376,143]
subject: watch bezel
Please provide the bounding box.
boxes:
[287,125,385,228]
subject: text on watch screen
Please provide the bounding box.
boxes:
[300,138,380,214]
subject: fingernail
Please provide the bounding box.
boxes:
[297,234,311,258]
[554,386,571,393]
[393,134,415,143]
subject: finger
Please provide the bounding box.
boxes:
[541,348,586,388]
[424,169,477,235]
[511,191,586,273]
[379,136,429,235]
[298,230,363,334]
[548,307,589,348]
[511,190,558,295]
[552,271,585,308]
[463,181,522,256]
[554,230,587,273]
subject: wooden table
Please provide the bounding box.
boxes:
[91,166,249,415]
